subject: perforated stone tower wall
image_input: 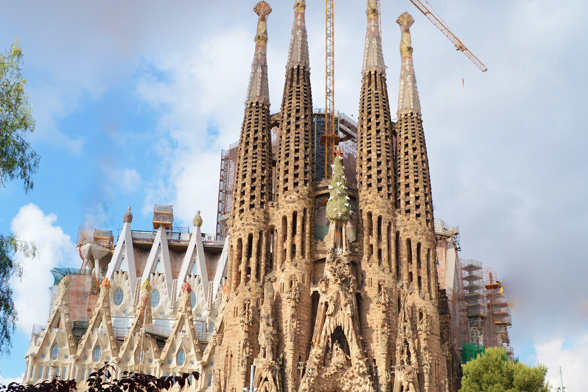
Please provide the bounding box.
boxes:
[218,3,274,391]
[393,12,446,392]
[355,2,398,391]
[214,4,454,392]
[273,1,315,391]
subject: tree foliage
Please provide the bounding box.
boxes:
[0,234,36,356]
[460,347,550,392]
[0,40,39,193]
[0,363,199,392]
[0,40,39,356]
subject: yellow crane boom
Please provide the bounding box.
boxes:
[321,0,339,179]
[409,0,488,72]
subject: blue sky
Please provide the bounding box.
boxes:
[1,0,587,389]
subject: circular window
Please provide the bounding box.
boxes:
[51,344,59,360]
[93,346,102,362]
[151,290,160,307]
[177,349,186,366]
[190,291,197,308]
[114,288,124,306]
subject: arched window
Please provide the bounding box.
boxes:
[51,344,59,360]
[93,346,102,362]
[114,288,124,306]
[177,349,186,366]
[190,291,197,308]
[151,290,160,307]
[209,322,215,334]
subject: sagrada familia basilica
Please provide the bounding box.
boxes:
[21,1,481,392]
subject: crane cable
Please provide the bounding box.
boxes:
[438,0,460,228]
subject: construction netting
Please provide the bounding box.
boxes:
[50,268,99,324]
[461,343,485,364]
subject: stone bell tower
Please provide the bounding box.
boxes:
[273,1,315,391]
[216,2,274,391]
[356,1,398,390]
[393,12,447,392]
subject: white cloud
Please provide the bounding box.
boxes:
[1,0,587,380]
[104,167,142,195]
[0,373,24,386]
[134,28,257,229]
[535,335,588,392]
[10,204,79,334]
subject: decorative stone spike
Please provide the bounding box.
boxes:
[123,206,133,223]
[397,12,421,115]
[362,0,386,74]
[193,210,203,227]
[286,0,310,69]
[246,1,272,105]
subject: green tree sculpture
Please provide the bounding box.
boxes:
[326,149,351,223]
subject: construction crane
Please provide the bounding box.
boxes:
[320,0,339,180]
[409,0,487,72]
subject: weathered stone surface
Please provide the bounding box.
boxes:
[24,5,458,392]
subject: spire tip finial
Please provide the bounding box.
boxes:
[362,0,386,74]
[286,0,310,69]
[254,1,272,20]
[397,12,415,28]
[246,1,271,105]
[397,11,421,115]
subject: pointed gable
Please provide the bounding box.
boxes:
[106,207,138,301]
[141,226,174,300]
[118,280,160,373]
[160,283,203,374]
[76,278,118,366]
[177,212,209,301]
[26,276,77,381]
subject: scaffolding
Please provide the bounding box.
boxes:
[50,268,98,326]
[153,205,174,229]
[461,259,486,347]
[484,268,513,357]
[93,230,113,248]
[216,110,358,240]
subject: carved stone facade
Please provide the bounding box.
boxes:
[24,2,460,392]
[216,3,454,392]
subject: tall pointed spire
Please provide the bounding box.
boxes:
[397,12,421,114]
[356,2,397,390]
[286,0,310,69]
[246,1,272,105]
[217,3,274,391]
[362,0,386,74]
[272,2,315,390]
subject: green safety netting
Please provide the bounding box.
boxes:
[50,267,91,285]
[462,343,485,364]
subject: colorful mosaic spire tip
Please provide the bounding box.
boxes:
[397,12,421,114]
